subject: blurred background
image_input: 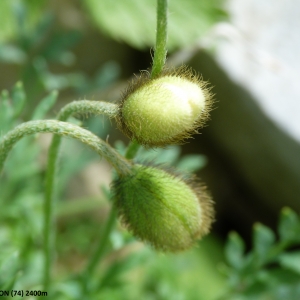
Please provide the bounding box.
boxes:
[1,0,300,299]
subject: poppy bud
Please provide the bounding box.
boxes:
[117,67,213,147]
[112,164,214,252]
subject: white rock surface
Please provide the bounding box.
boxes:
[214,0,300,142]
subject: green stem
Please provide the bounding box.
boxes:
[85,208,117,274]
[79,0,169,292]
[82,207,117,294]
[82,138,141,290]
[43,101,117,290]
[85,137,140,276]
[0,120,130,176]
[125,139,140,159]
[0,119,131,293]
[151,0,169,78]
[57,100,118,120]
[126,0,169,157]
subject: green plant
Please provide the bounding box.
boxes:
[221,207,300,300]
[0,0,215,298]
[0,0,119,104]
[2,1,298,300]
[117,66,213,147]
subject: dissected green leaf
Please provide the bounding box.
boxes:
[12,81,26,117]
[222,209,300,300]
[225,231,245,270]
[176,154,207,172]
[0,90,14,133]
[279,251,300,275]
[0,0,45,42]
[84,0,227,50]
[241,268,300,300]
[278,207,300,243]
[137,145,181,165]
[253,223,275,261]
[0,44,27,63]
[31,90,58,120]
[267,268,300,287]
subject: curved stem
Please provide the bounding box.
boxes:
[0,120,131,177]
[0,120,131,290]
[43,100,117,290]
[126,0,168,166]
[128,0,169,157]
[125,139,140,159]
[151,0,169,78]
[57,100,118,120]
[81,138,141,292]
[44,0,168,292]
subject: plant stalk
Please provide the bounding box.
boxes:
[0,120,130,176]
[43,101,117,290]
[43,0,168,291]
[81,206,117,295]
[81,135,141,294]
[127,0,169,157]
[151,0,169,78]
[0,119,131,292]
[125,139,140,159]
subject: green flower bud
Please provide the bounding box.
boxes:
[117,67,213,147]
[112,164,214,252]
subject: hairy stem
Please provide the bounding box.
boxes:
[0,119,131,287]
[0,120,131,176]
[57,100,118,120]
[43,101,117,290]
[151,0,169,78]
[82,136,140,291]
[124,0,169,165]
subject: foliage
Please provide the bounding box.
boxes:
[2,80,300,300]
[84,0,227,50]
[221,207,300,300]
[0,83,224,299]
[0,83,54,291]
[1,1,299,300]
[0,0,120,104]
[0,0,44,43]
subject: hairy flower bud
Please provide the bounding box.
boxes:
[117,67,213,147]
[111,164,214,252]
